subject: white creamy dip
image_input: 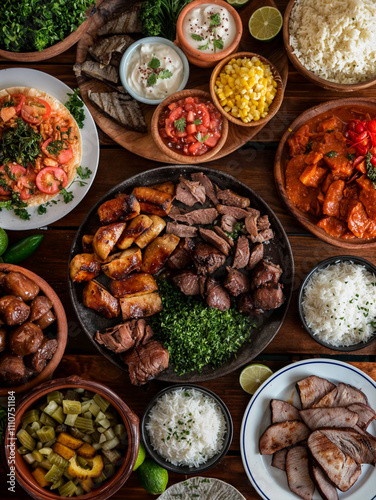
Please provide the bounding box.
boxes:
[126,43,184,99]
[183,3,237,54]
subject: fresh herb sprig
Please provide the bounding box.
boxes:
[0,118,42,167]
[139,0,191,41]
[365,151,376,189]
[65,88,85,129]
[146,56,172,86]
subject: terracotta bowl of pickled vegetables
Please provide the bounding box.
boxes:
[151,89,228,164]
[0,263,68,397]
[3,375,139,500]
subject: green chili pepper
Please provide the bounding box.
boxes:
[2,235,44,264]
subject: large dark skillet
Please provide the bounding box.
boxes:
[69,165,294,382]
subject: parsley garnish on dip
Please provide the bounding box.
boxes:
[183,4,237,54]
[127,43,184,100]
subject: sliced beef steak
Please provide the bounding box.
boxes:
[286,446,315,500]
[238,293,262,315]
[271,449,287,471]
[205,277,230,311]
[172,270,200,296]
[192,242,226,275]
[307,430,361,492]
[221,214,237,233]
[216,204,249,219]
[191,172,218,205]
[166,222,198,238]
[169,208,218,225]
[296,375,336,410]
[300,407,359,431]
[176,176,206,206]
[253,283,285,310]
[259,420,310,455]
[223,267,250,296]
[216,188,250,208]
[248,243,264,270]
[347,403,376,430]
[245,213,259,237]
[257,215,271,231]
[214,226,234,247]
[271,399,301,424]
[168,242,192,270]
[233,236,250,269]
[314,383,368,408]
[310,463,339,500]
[199,228,231,256]
[320,427,375,464]
[251,260,282,288]
[249,228,274,244]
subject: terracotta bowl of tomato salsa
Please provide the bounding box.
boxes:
[151,89,228,163]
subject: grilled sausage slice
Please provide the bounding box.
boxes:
[9,322,44,356]
[30,296,53,322]
[0,353,26,383]
[3,272,39,301]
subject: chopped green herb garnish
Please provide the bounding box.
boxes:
[365,151,376,188]
[198,40,209,51]
[213,37,224,52]
[60,187,74,203]
[37,204,47,215]
[196,132,210,143]
[65,88,85,129]
[159,69,173,80]
[304,142,313,154]
[0,118,42,167]
[191,33,203,41]
[77,166,92,180]
[148,56,160,69]
[324,150,338,158]
[174,117,186,132]
[209,13,221,26]
[147,72,158,86]
[193,118,202,125]
[346,152,355,161]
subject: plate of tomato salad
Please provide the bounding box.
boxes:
[0,68,99,230]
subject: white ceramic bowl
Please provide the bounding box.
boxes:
[119,36,190,105]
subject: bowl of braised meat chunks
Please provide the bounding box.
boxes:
[3,375,139,499]
[69,165,294,383]
[0,264,67,396]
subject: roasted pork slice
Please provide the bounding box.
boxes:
[214,226,234,247]
[88,91,147,133]
[216,204,249,219]
[248,243,264,270]
[314,383,368,408]
[74,61,119,84]
[216,188,250,208]
[271,399,301,424]
[249,228,274,244]
[205,277,230,311]
[166,222,198,238]
[232,236,250,269]
[319,427,375,464]
[88,34,134,66]
[97,2,142,35]
[123,339,169,386]
[245,213,259,237]
[286,446,315,500]
[347,403,376,430]
[296,375,336,410]
[169,208,218,225]
[221,214,237,233]
[251,260,282,288]
[271,449,287,471]
[199,228,231,256]
[192,242,226,275]
[259,420,310,455]
[175,177,206,206]
[223,267,250,296]
[172,270,200,296]
[254,283,285,311]
[307,430,361,491]
[310,462,339,500]
[191,172,218,204]
[300,407,359,431]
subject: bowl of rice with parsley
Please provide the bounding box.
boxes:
[299,256,376,351]
[141,384,232,474]
[283,0,376,91]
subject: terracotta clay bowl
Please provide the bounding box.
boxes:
[0,263,68,397]
[210,51,284,128]
[151,89,229,164]
[283,0,376,92]
[175,0,243,68]
[3,375,139,500]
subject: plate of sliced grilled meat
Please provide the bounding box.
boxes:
[68,165,293,384]
[241,359,376,500]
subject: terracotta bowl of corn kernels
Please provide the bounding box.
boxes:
[209,51,284,127]
[3,375,139,500]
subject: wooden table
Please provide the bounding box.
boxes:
[1,1,376,498]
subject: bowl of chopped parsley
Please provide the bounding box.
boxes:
[0,0,97,62]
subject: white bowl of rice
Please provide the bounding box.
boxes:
[283,0,376,91]
[299,256,376,351]
[141,384,233,474]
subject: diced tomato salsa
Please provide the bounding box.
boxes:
[159,96,223,156]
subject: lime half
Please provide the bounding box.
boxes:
[248,7,283,41]
[0,228,8,256]
[226,0,250,8]
[240,363,273,394]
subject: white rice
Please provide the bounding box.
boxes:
[146,388,226,467]
[302,261,376,346]
[289,0,376,84]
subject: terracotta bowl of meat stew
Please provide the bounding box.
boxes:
[274,98,376,249]
[0,264,68,396]
[151,89,228,164]
[2,375,139,500]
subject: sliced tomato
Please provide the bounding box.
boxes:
[36,167,68,195]
[20,188,33,200]
[11,94,26,114]
[9,163,27,179]
[21,97,51,124]
[42,138,73,164]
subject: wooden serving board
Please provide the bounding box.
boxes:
[76,0,289,163]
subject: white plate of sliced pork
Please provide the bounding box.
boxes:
[241,358,376,500]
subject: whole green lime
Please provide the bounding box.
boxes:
[133,440,146,471]
[0,228,8,256]
[137,459,169,495]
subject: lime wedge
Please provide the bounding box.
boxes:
[226,0,250,8]
[248,7,283,41]
[133,440,146,471]
[240,363,273,394]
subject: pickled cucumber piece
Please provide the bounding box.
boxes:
[17,429,36,451]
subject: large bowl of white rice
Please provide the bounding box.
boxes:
[141,384,233,474]
[283,0,376,91]
[299,256,376,351]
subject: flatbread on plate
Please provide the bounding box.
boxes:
[158,477,246,500]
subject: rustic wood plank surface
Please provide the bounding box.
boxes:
[1,0,376,498]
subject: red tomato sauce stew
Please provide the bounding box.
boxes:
[285,106,376,240]
[158,96,223,156]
